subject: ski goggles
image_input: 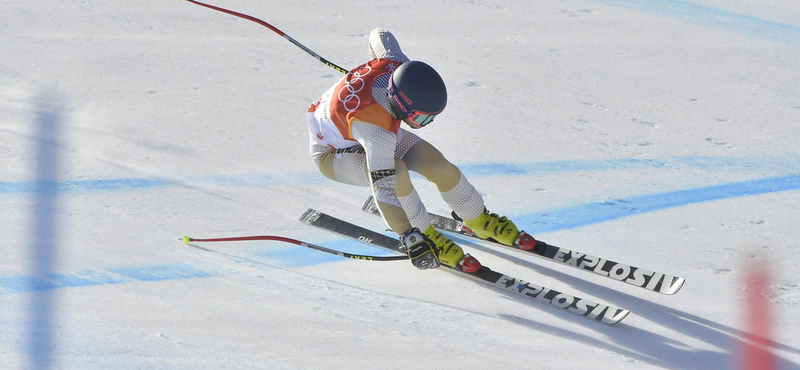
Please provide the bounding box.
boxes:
[406,111,439,128]
[388,84,441,128]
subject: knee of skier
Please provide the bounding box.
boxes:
[404,142,460,190]
[423,151,460,191]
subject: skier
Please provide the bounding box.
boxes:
[307,28,532,272]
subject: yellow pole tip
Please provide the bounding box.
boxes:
[182,235,191,244]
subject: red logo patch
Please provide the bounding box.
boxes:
[399,91,412,105]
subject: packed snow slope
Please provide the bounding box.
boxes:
[2,0,799,369]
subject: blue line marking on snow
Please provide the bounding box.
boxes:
[0,173,326,195]
[460,158,668,177]
[253,239,397,268]
[1,174,796,293]
[109,264,217,282]
[517,173,800,234]
[186,172,327,188]
[0,264,217,296]
[0,153,798,288]
[0,178,168,195]
[460,154,800,178]
[2,154,800,195]
[585,0,800,48]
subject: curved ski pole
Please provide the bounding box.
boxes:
[181,235,408,261]
[184,0,349,74]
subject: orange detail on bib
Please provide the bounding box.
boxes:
[309,58,401,144]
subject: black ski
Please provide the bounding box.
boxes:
[362,196,685,295]
[299,208,630,325]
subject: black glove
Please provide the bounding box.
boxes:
[400,228,440,270]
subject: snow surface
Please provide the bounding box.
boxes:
[2,0,800,369]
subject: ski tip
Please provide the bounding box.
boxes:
[661,277,686,295]
[181,235,191,244]
[610,309,632,325]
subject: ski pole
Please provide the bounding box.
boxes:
[181,235,408,261]
[183,0,349,74]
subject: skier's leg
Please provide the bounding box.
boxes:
[389,157,472,268]
[401,135,521,246]
[314,146,370,187]
[400,136,484,219]
[376,157,472,269]
[389,132,477,269]
[310,136,421,235]
[375,156,417,235]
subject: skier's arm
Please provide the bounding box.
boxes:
[368,28,410,63]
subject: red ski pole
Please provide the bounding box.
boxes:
[184,0,349,74]
[181,235,408,261]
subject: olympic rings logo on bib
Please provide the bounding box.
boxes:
[337,65,372,112]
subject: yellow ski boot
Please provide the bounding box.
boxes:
[460,209,521,246]
[421,224,481,272]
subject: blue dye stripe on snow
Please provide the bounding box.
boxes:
[459,158,670,177]
[1,174,797,295]
[0,173,327,195]
[0,178,167,195]
[461,155,800,178]
[586,0,800,48]
[518,173,800,234]
[253,238,399,268]
[0,263,217,295]
[0,238,393,295]
[2,154,799,195]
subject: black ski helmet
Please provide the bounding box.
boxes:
[387,61,447,128]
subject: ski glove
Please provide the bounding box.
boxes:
[400,228,440,270]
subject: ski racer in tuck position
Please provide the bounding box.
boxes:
[307,28,535,271]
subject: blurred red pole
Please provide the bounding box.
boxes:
[741,261,775,370]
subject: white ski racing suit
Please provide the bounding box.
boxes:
[307,28,486,235]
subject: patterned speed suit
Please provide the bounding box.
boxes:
[307,28,486,237]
